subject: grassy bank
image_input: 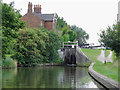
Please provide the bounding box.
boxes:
[81,48,119,82]
[81,48,101,62]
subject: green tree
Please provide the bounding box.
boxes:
[99,22,120,57]
[71,25,89,45]
[63,34,69,42]
[56,14,78,42]
[2,2,25,58]
[68,30,77,41]
[12,28,46,65]
[47,30,61,62]
[56,14,67,31]
[12,27,61,66]
[62,25,77,42]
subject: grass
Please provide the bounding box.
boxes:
[104,50,110,57]
[81,48,119,82]
[81,48,101,62]
[93,61,118,82]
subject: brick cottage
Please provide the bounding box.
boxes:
[21,2,56,30]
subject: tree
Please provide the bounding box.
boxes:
[47,30,61,62]
[2,2,25,58]
[56,14,67,31]
[99,22,120,57]
[68,30,77,41]
[71,25,89,45]
[62,25,77,42]
[12,28,46,65]
[12,27,61,66]
[62,34,69,42]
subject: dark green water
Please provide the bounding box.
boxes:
[2,66,98,88]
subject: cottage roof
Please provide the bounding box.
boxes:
[34,13,54,21]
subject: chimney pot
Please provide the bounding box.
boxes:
[34,4,41,13]
[28,2,32,13]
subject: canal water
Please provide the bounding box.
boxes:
[2,66,98,88]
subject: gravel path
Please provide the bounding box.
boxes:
[97,50,113,63]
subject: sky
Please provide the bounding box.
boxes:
[3,0,120,45]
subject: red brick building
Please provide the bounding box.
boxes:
[21,2,56,30]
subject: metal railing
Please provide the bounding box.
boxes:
[63,41,78,48]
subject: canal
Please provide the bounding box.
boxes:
[2,66,99,88]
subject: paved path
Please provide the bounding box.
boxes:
[97,50,113,63]
[106,51,113,63]
[97,50,105,63]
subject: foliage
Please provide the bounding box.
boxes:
[56,14,77,41]
[99,22,120,57]
[56,14,89,43]
[62,25,77,41]
[55,59,63,64]
[2,57,15,68]
[68,30,77,41]
[12,28,61,66]
[71,25,89,45]
[62,34,70,42]
[56,14,67,30]
[2,2,25,58]
[46,30,61,62]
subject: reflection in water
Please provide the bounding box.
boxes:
[2,66,98,88]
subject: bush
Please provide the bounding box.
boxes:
[12,28,61,66]
[2,57,15,68]
[53,58,63,64]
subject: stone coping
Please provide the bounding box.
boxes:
[88,63,119,89]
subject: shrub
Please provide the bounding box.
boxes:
[54,58,63,64]
[12,28,61,66]
[2,57,15,68]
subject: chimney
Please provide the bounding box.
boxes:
[28,2,32,13]
[34,4,41,13]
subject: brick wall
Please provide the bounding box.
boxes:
[21,13,42,28]
[21,2,55,30]
[21,13,55,30]
[44,21,53,30]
